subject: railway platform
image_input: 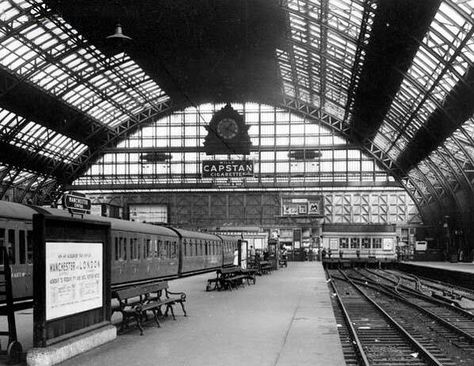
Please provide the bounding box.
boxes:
[1,262,345,366]
[398,261,474,290]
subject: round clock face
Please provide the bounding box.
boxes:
[217,118,239,140]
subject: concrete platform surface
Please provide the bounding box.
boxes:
[39,262,344,366]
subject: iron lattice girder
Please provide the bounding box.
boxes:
[102,143,359,154]
[0,67,113,146]
[0,140,72,182]
[67,180,401,192]
[396,66,474,173]
[348,0,441,141]
[280,96,445,213]
[68,100,176,180]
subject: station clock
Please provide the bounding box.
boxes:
[204,104,251,155]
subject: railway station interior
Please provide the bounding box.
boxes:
[0,0,473,365]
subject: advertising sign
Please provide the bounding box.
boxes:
[281,196,324,217]
[202,160,254,178]
[382,238,395,251]
[46,242,103,320]
[415,241,427,251]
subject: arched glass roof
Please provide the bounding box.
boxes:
[73,103,395,192]
[0,0,470,225]
[0,0,169,128]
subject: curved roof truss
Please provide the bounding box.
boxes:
[0,0,470,224]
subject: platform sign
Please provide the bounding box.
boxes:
[33,214,111,347]
[62,192,91,213]
[45,242,103,320]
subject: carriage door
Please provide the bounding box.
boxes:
[238,240,248,269]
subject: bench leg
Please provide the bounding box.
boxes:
[135,312,144,336]
[119,312,129,333]
[166,304,176,320]
[151,309,161,328]
[179,301,187,317]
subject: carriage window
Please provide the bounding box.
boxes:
[171,242,177,258]
[372,238,382,249]
[152,239,157,257]
[339,238,348,249]
[205,242,208,256]
[350,238,360,249]
[27,231,33,263]
[132,238,138,260]
[8,229,15,264]
[183,240,187,256]
[361,238,371,249]
[157,240,162,259]
[115,237,120,260]
[145,239,151,258]
[0,228,4,264]
[19,230,26,264]
[123,238,128,260]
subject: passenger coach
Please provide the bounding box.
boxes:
[0,200,240,300]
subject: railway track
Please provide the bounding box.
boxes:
[384,269,474,310]
[328,269,474,365]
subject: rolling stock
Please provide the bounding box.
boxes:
[0,200,240,300]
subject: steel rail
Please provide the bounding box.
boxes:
[338,269,445,366]
[326,270,370,366]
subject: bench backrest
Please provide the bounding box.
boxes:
[219,267,242,275]
[141,281,169,294]
[113,281,169,301]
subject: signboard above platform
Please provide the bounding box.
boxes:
[202,160,254,178]
[62,192,91,213]
[281,195,324,217]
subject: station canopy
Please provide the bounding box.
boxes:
[0,0,472,221]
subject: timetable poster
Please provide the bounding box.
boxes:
[45,242,103,320]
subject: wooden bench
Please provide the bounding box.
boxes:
[112,281,187,335]
[206,266,256,291]
[279,257,288,268]
[258,260,273,274]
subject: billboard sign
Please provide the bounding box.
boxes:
[281,196,324,217]
[202,160,254,178]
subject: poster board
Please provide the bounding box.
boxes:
[281,196,324,217]
[33,214,111,347]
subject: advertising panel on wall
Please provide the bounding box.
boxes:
[202,160,254,178]
[45,242,103,321]
[281,196,324,217]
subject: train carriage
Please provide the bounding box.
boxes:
[0,200,240,302]
[170,228,223,275]
[217,235,241,267]
[0,201,35,300]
